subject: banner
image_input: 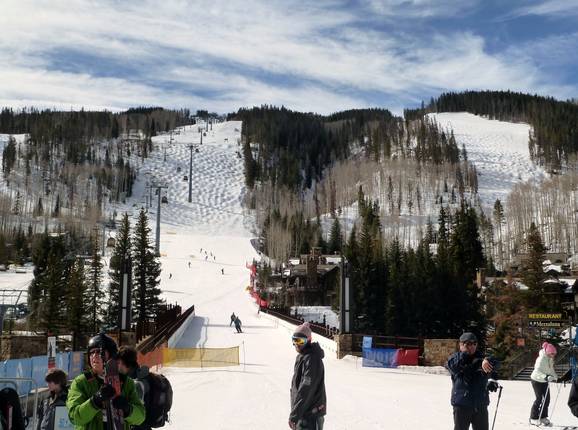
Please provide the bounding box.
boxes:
[362,347,399,368]
[163,346,240,368]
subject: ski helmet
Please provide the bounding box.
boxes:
[87,333,118,358]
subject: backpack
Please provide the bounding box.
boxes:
[142,373,173,428]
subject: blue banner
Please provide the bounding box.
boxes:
[0,351,85,395]
[362,347,399,368]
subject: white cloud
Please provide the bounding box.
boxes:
[362,0,480,17]
[509,0,578,17]
[0,0,574,113]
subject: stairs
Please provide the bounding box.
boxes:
[513,358,571,381]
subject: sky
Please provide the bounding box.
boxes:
[1,0,578,115]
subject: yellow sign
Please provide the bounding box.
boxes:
[528,313,563,320]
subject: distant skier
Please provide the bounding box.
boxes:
[447,332,499,430]
[169,273,172,279]
[234,316,242,333]
[289,322,326,430]
[213,255,216,261]
[205,255,208,261]
[221,268,224,275]
[530,342,558,426]
[230,313,236,326]
[200,248,202,253]
[188,262,191,268]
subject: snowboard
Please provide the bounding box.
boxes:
[103,356,124,430]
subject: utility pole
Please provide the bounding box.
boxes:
[187,144,199,203]
[151,183,168,256]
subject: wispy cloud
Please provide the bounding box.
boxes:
[509,0,578,17]
[0,0,575,113]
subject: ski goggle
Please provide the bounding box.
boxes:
[292,335,308,346]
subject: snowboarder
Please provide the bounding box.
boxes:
[67,333,145,430]
[37,368,69,430]
[230,313,236,326]
[234,316,243,333]
[530,342,558,426]
[289,322,326,430]
[447,332,498,430]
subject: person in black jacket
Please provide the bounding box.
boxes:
[289,322,326,430]
[447,332,499,430]
[568,375,578,419]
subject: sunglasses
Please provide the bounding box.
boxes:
[292,336,308,346]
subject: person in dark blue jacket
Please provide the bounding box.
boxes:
[447,332,499,430]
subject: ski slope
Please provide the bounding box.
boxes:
[428,112,548,206]
[121,121,577,429]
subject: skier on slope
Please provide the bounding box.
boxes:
[234,316,243,333]
[67,333,145,430]
[230,312,236,326]
[447,332,499,430]
[530,342,558,426]
[289,322,326,430]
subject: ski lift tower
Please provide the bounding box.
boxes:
[187,143,200,203]
[150,182,168,256]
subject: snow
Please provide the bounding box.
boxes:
[427,112,548,206]
[115,120,576,429]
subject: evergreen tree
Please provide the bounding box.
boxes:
[106,213,132,328]
[67,258,87,350]
[132,208,162,327]
[523,222,548,310]
[85,230,104,334]
[328,218,343,254]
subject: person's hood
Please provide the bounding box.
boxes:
[302,342,325,359]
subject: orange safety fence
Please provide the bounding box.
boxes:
[137,343,240,369]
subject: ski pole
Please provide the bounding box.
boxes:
[537,382,551,421]
[549,382,562,420]
[491,385,503,430]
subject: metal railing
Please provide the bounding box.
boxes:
[259,307,338,339]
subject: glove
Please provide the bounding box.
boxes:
[487,379,499,392]
[547,375,557,383]
[288,421,296,430]
[92,384,115,409]
[112,395,132,416]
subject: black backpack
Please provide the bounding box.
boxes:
[143,373,173,428]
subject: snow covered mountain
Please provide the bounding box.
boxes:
[116,120,576,429]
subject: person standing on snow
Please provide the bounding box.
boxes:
[447,332,499,430]
[66,333,145,430]
[530,342,558,426]
[230,312,236,327]
[289,322,326,430]
[234,316,243,333]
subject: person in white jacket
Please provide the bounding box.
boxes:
[530,342,558,426]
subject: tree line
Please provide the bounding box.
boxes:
[27,209,162,348]
[405,90,578,169]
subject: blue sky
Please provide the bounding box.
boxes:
[1,0,577,114]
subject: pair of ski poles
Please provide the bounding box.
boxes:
[536,381,563,426]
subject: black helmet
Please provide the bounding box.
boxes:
[87,333,118,358]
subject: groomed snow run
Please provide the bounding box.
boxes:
[427,112,548,206]
[121,121,576,429]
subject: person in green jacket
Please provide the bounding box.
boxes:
[66,333,145,430]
